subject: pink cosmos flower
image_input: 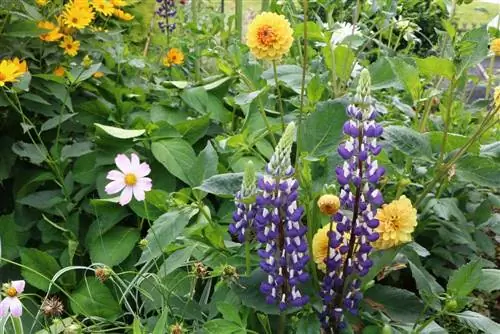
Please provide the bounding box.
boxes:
[0,280,25,317]
[104,153,152,206]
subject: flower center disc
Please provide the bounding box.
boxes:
[6,287,17,297]
[124,173,137,186]
[257,25,277,46]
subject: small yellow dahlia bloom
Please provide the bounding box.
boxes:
[113,8,134,21]
[35,0,49,6]
[59,36,80,57]
[93,71,105,78]
[312,223,351,271]
[491,38,500,57]
[92,0,115,16]
[62,1,95,30]
[0,59,25,87]
[53,66,65,77]
[373,195,417,250]
[246,12,294,61]
[163,48,185,67]
[317,194,341,215]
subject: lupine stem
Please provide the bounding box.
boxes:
[273,61,286,131]
[245,231,251,275]
[278,313,286,334]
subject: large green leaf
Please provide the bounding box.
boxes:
[415,56,455,80]
[426,132,479,154]
[476,269,500,293]
[195,173,243,197]
[88,227,140,267]
[40,114,78,133]
[261,65,310,94]
[151,138,197,185]
[0,214,19,263]
[158,245,196,278]
[20,248,61,291]
[455,311,500,334]
[387,58,421,102]
[447,259,482,298]
[189,142,218,186]
[369,58,401,90]
[455,156,500,188]
[12,141,47,165]
[408,261,444,310]
[204,319,245,334]
[70,278,121,320]
[299,101,347,157]
[383,126,432,160]
[17,190,64,210]
[137,208,198,264]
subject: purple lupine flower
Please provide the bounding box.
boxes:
[229,161,258,242]
[255,123,310,311]
[320,69,384,331]
[156,0,177,33]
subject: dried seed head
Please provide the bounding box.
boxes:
[41,296,64,317]
[95,266,112,283]
[170,323,184,334]
[222,265,239,280]
[193,262,208,278]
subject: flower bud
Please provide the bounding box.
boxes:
[317,194,341,215]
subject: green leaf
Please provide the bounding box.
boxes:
[204,319,245,334]
[306,76,325,103]
[61,142,93,161]
[73,153,98,184]
[408,261,444,309]
[88,227,140,267]
[21,1,42,20]
[261,65,310,94]
[152,310,169,334]
[361,247,401,285]
[299,101,348,157]
[189,142,218,186]
[70,277,121,320]
[0,214,19,263]
[455,311,500,334]
[138,208,198,264]
[387,58,421,102]
[17,190,64,210]
[426,132,479,154]
[12,141,48,165]
[40,114,77,132]
[383,126,432,160]
[294,22,325,42]
[457,28,489,74]
[334,45,356,82]
[95,123,145,139]
[232,269,280,315]
[296,313,321,334]
[20,248,61,291]
[86,201,130,245]
[175,114,210,144]
[181,87,208,114]
[0,137,16,182]
[447,259,482,298]
[476,269,500,293]
[455,156,500,188]
[158,245,196,278]
[151,138,197,185]
[369,58,401,90]
[217,303,243,325]
[363,285,424,323]
[415,57,455,80]
[195,173,243,197]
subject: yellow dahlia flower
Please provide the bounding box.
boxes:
[491,38,500,57]
[312,223,352,271]
[317,194,341,215]
[373,195,417,250]
[0,59,25,87]
[62,1,95,30]
[246,12,294,61]
[53,66,65,77]
[92,0,115,16]
[163,48,185,67]
[59,36,80,57]
[113,8,134,21]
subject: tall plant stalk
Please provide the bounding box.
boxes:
[235,0,243,42]
[261,0,270,11]
[192,0,201,82]
[272,61,285,131]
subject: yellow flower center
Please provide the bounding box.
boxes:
[124,173,137,186]
[6,287,17,297]
[72,17,78,24]
[67,44,72,49]
[387,215,400,231]
[257,25,277,46]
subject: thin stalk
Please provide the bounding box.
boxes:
[245,236,251,275]
[11,317,23,334]
[261,0,270,11]
[278,313,286,334]
[295,0,309,171]
[272,61,285,131]
[306,202,319,291]
[485,55,496,99]
[235,0,243,42]
[192,0,201,82]
[143,3,157,57]
[438,81,455,164]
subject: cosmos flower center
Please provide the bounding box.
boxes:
[257,25,277,46]
[124,173,137,186]
[6,287,17,297]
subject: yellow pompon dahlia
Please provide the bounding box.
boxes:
[0,59,25,87]
[162,48,185,67]
[59,36,80,57]
[491,38,500,57]
[373,195,417,250]
[317,194,340,215]
[246,12,294,61]
[53,66,65,77]
[62,1,95,30]
[93,71,104,78]
[312,223,350,271]
[113,8,134,21]
[36,0,49,6]
[92,0,115,16]
[111,0,127,7]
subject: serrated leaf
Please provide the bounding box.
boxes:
[12,141,48,165]
[447,259,482,298]
[383,126,432,160]
[455,311,500,334]
[455,156,500,188]
[151,138,197,185]
[195,173,243,197]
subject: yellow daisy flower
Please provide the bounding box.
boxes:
[317,194,341,215]
[62,1,95,30]
[93,71,105,78]
[59,36,80,57]
[37,21,56,30]
[53,66,65,77]
[111,0,127,7]
[91,0,115,16]
[246,12,294,61]
[0,59,25,87]
[35,0,49,6]
[38,22,64,42]
[162,48,184,67]
[113,8,134,21]
[373,196,417,250]
[491,38,500,57]
[11,58,28,76]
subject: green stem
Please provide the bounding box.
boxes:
[295,0,308,171]
[438,81,455,164]
[485,55,496,99]
[11,317,23,334]
[272,60,285,131]
[192,0,201,82]
[245,236,251,276]
[261,0,270,11]
[235,0,243,41]
[278,313,286,334]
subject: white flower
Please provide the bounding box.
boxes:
[105,153,152,206]
[0,280,25,317]
[330,22,361,46]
